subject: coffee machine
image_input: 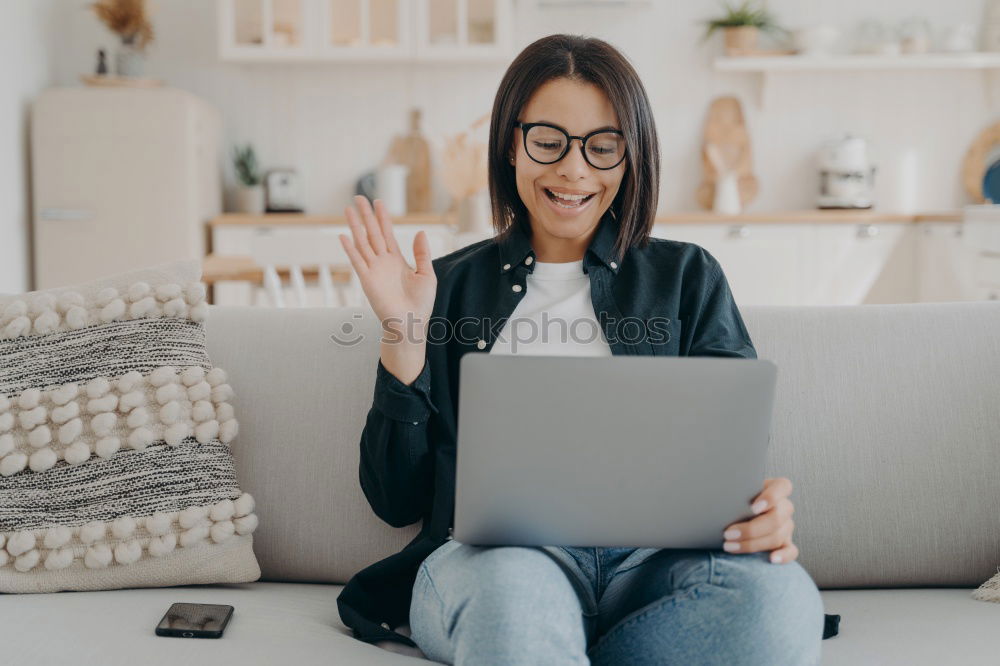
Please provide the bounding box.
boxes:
[818,135,877,209]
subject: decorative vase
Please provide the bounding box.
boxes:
[116,37,145,77]
[234,185,265,214]
[456,189,491,235]
[723,26,759,56]
[713,171,742,215]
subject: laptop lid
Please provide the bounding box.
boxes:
[454,354,777,548]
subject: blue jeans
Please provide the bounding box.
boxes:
[409,540,824,665]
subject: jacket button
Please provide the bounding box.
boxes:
[502,263,511,271]
[525,256,533,265]
[610,261,618,269]
[512,284,522,293]
[477,339,487,350]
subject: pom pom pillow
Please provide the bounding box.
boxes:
[0,260,260,592]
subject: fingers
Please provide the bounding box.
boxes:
[355,195,387,255]
[373,199,400,255]
[751,476,793,514]
[723,518,795,556]
[768,541,799,565]
[338,233,369,278]
[723,497,794,552]
[412,230,435,277]
[344,202,375,264]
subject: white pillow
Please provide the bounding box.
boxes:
[973,572,1000,603]
[0,260,260,592]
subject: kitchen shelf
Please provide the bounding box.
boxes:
[715,53,1000,108]
[714,53,1000,72]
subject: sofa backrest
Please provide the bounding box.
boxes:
[206,302,1000,588]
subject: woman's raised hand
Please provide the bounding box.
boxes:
[339,196,437,336]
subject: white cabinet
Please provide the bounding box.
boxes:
[218,0,513,62]
[652,224,804,306]
[916,222,983,302]
[653,222,921,307]
[961,206,1000,300]
[212,218,986,307]
[805,223,913,305]
[415,0,515,61]
[219,0,310,60]
[319,0,413,60]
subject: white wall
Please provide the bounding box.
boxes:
[46,0,994,218]
[1,1,57,293]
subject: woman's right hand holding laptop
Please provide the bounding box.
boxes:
[339,195,437,386]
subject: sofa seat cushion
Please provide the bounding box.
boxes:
[820,589,1000,665]
[1,582,428,665]
[2,584,996,664]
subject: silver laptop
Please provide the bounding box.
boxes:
[453,354,778,549]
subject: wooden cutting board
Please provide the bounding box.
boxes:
[695,96,759,210]
[385,108,432,213]
[962,121,1000,203]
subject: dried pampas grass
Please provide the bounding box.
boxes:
[91,0,155,50]
[439,113,490,204]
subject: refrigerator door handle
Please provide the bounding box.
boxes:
[38,208,94,221]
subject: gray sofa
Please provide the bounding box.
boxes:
[4,302,1000,665]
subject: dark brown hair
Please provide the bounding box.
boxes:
[488,34,660,262]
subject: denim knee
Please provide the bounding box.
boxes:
[590,551,823,666]
[711,552,824,664]
[410,544,588,665]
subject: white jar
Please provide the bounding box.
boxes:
[375,164,409,216]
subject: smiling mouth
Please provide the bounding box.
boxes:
[543,188,597,208]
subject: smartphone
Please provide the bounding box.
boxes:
[155,603,234,638]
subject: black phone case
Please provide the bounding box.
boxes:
[155,603,234,638]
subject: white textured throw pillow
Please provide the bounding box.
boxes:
[0,260,260,592]
[973,571,1000,603]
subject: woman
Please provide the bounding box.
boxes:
[337,34,826,665]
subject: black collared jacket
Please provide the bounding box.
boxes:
[336,210,840,646]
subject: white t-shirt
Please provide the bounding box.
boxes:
[489,259,612,357]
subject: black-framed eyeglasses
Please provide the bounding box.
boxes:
[514,121,627,170]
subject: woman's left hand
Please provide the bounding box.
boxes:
[721,477,798,564]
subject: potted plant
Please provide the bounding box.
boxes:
[232,144,265,215]
[702,1,784,57]
[90,0,154,77]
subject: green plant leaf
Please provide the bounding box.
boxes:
[232,144,261,187]
[700,0,783,42]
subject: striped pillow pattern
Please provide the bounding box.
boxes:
[0,261,260,592]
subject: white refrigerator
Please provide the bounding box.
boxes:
[31,86,221,289]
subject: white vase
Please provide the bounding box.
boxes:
[457,190,491,235]
[116,41,145,77]
[713,172,742,215]
[375,164,409,216]
[234,185,265,214]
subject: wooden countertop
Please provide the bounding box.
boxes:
[209,210,961,227]
[210,212,457,226]
[654,210,961,224]
[202,255,351,285]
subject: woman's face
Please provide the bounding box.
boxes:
[510,77,627,262]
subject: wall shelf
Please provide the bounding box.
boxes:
[714,53,1000,72]
[714,53,1000,109]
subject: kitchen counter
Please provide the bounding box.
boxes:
[208,210,962,228]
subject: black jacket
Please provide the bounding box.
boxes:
[337,210,840,645]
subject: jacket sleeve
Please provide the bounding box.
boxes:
[686,258,757,359]
[357,357,440,528]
